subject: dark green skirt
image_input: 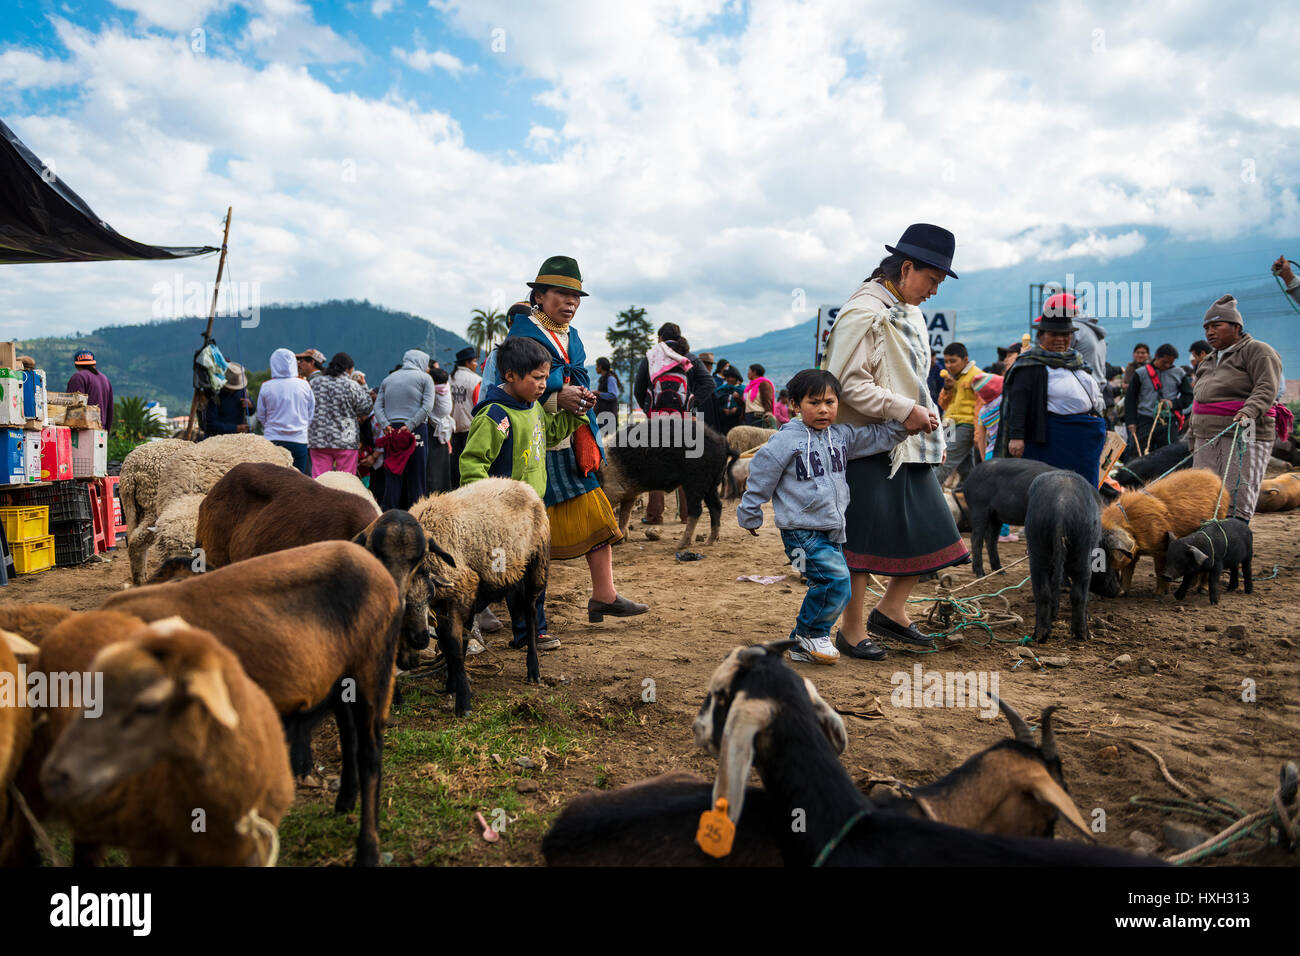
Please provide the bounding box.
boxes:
[843,453,969,576]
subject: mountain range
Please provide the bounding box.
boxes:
[17,300,474,414]
[704,233,1300,390]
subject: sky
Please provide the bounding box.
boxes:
[1,0,1298,357]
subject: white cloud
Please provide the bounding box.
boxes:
[372,0,400,17]
[392,46,477,77]
[2,0,1298,359]
[109,0,231,32]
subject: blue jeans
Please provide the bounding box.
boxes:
[272,439,311,475]
[507,586,547,646]
[781,529,851,639]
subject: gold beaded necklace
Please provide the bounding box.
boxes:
[531,307,570,334]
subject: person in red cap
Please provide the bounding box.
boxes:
[1045,292,1108,390]
[66,349,114,431]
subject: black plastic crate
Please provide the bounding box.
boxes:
[16,481,93,524]
[54,520,96,566]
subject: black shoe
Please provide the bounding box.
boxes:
[868,609,935,648]
[588,594,649,622]
[835,629,887,660]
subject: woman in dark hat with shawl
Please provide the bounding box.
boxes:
[996,307,1107,485]
[487,257,648,649]
[821,224,969,660]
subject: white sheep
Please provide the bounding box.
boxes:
[120,435,293,585]
[146,494,206,574]
[407,478,551,716]
[315,470,380,516]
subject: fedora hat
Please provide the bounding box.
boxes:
[223,362,247,390]
[1035,313,1077,334]
[455,346,477,364]
[526,255,589,297]
[885,223,958,279]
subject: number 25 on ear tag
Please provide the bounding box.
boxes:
[696,798,735,858]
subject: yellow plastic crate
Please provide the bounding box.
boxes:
[0,505,49,543]
[12,534,54,574]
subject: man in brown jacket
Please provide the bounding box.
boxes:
[1187,294,1284,522]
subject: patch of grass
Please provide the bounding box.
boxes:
[593,765,611,789]
[278,684,594,866]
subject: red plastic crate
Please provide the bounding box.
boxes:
[40,425,72,481]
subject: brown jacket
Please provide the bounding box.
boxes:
[1188,333,1282,439]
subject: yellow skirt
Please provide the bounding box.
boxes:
[548,487,622,560]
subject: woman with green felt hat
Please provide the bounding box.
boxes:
[478,256,648,650]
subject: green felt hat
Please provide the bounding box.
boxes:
[527,255,588,297]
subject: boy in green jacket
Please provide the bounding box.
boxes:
[458,336,586,497]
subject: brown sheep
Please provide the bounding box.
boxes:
[408,478,550,717]
[1101,468,1228,594]
[195,462,383,568]
[0,628,39,865]
[1257,472,1300,512]
[37,616,294,866]
[0,604,75,645]
[101,540,406,866]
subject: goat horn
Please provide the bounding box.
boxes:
[994,695,1035,745]
[1039,705,1060,762]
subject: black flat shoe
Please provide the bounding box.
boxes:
[835,629,887,661]
[868,609,935,648]
[588,594,649,622]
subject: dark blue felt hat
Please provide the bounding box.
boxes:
[885,223,958,279]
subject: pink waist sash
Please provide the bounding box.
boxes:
[1193,400,1292,440]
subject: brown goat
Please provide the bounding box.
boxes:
[0,604,75,646]
[868,698,1091,839]
[101,540,404,866]
[1257,472,1300,512]
[1101,468,1228,593]
[196,462,381,567]
[37,616,294,866]
[0,628,39,865]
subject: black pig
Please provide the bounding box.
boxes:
[1111,441,1190,489]
[1024,471,1112,643]
[958,458,1059,578]
[1161,519,1253,605]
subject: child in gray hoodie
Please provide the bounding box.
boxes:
[738,369,909,664]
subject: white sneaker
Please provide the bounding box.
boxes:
[791,634,839,665]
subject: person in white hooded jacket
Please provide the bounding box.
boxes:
[256,347,316,474]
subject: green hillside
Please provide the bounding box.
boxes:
[16,300,473,412]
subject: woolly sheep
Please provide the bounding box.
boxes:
[407,478,550,717]
[725,425,777,456]
[146,494,206,574]
[120,435,293,584]
[315,471,381,515]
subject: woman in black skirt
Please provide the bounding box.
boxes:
[821,224,969,659]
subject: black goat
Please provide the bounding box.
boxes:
[599,418,727,550]
[692,642,1157,866]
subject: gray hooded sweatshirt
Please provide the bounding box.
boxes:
[1072,316,1108,388]
[737,418,907,543]
[374,349,435,431]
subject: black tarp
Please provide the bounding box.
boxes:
[0,118,219,264]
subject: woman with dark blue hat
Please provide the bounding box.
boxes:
[449,345,483,488]
[821,224,969,661]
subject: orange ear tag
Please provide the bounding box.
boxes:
[696,798,736,858]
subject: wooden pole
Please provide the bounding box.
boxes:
[185,207,231,440]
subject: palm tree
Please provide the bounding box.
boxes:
[109,395,173,460]
[469,308,507,359]
[467,311,487,358]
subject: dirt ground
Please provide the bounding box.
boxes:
[4,485,1298,866]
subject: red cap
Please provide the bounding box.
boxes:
[1039,292,1080,319]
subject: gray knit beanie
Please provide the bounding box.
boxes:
[1203,294,1243,328]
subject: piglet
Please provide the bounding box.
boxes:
[1161,519,1253,605]
[959,458,1058,577]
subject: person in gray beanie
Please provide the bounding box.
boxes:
[1187,294,1287,522]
